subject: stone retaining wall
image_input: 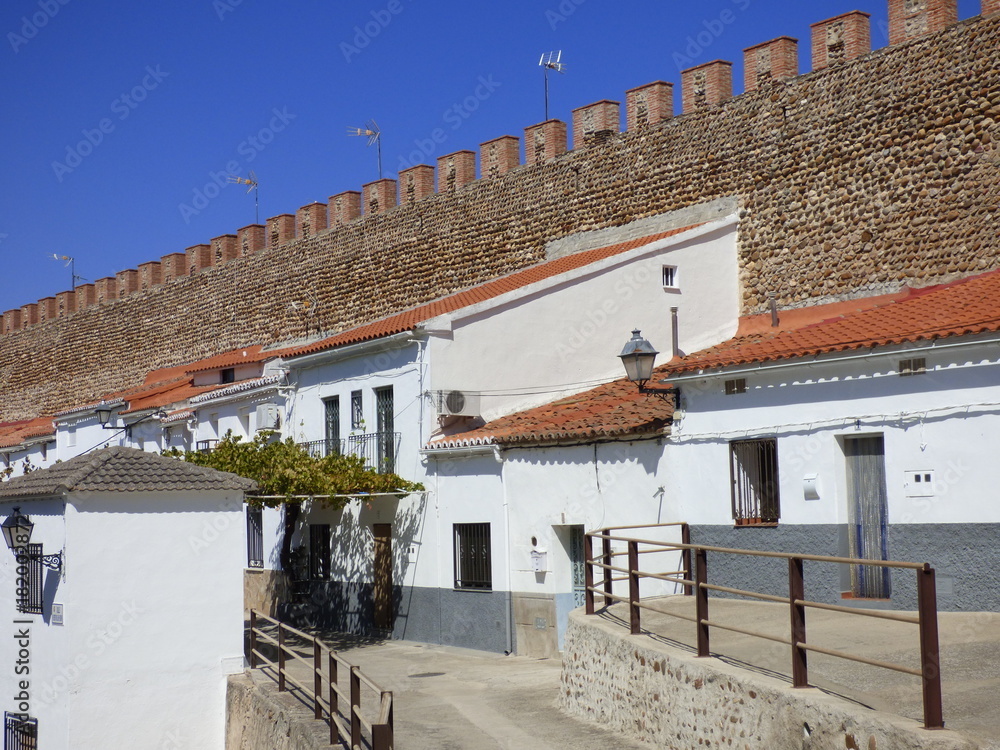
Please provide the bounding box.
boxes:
[226,672,332,750]
[558,610,977,750]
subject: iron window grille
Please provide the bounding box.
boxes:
[899,358,927,376]
[15,544,43,616]
[350,390,363,430]
[4,713,36,750]
[309,524,331,580]
[454,523,492,590]
[323,396,341,456]
[724,378,748,395]
[729,439,780,525]
[375,387,395,473]
[246,508,264,569]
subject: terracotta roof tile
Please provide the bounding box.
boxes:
[0,417,55,450]
[665,269,1000,375]
[287,225,702,359]
[0,446,256,498]
[428,377,674,449]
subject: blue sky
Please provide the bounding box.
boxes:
[0,0,983,312]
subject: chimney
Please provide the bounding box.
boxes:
[94,278,117,305]
[744,37,799,93]
[329,191,361,226]
[138,261,162,290]
[626,82,674,131]
[363,179,398,215]
[55,290,77,317]
[267,215,296,247]
[437,151,477,192]
[572,100,621,149]
[161,253,188,282]
[811,11,871,70]
[297,202,328,239]
[186,244,213,275]
[480,136,520,178]
[524,120,568,166]
[211,235,239,265]
[3,309,22,334]
[986,0,1000,14]
[75,283,97,310]
[399,165,435,205]
[888,0,957,45]
[116,269,139,298]
[38,297,57,322]
[236,225,265,256]
[681,60,733,113]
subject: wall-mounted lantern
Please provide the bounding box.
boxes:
[1,507,62,570]
[618,330,677,400]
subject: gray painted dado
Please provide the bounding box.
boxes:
[690,524,1000,612]
[281,581,513,653]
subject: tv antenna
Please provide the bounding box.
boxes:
[227,170,259,224]
[51,254,87,289]
[348,120,382,179]
[539,51,566,121]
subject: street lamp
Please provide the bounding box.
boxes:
[618,330,677,400]
[95,402,118,429]
[1,507,63,570]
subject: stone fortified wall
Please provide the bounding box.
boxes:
[3,1,1000,422]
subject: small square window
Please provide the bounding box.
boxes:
[899,358,926,376]
[454,523,492,590]
[220,368,236,384]
[725,378,748,395]
[662,266,678,289]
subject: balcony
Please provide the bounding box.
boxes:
[299,432,401,474]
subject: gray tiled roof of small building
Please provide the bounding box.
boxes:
[0,446,256,499]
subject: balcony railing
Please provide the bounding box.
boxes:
[299,432,401,474]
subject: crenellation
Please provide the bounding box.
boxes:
[296,203,327,239]
[437,151,476,192]
[116,269,139,298]
[328,191,361,226]
[524,120,568,166]
[161,253,188,283]
[681,60,733,113]
[811,11,872,70]
[399,165,435,205]
[94,278,116,305]
[2,309,21,334]
[480,136,521,178]
[211,235,239,265]
[986,0,1000,14]
[626,82,673,131]
[138,261,162,290]
[236,225,265,257]
[572,101,621,148]
[363,179,397,215]
[75,284,96,310]
[186,244,213,275]
[56,290,77,317]
[38,297,57,322]
[266,215,295,248]
[20,303,38,327]
[888,0,958,44]
[743,37,798,92]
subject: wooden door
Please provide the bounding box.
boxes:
[373,523,393,630]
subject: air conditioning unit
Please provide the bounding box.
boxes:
[437,390,480,417]
[255,403,280,430]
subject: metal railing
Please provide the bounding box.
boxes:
[299,432,401,474]
[248,610,393,749]
[584,523,944,730]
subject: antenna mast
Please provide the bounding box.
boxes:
[51,254,86,289]
[227,171,259,224]
[348,121,382,179]
[539,51,566,122]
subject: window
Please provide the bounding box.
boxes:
[323,396,341,455]
[729,439,780,525]
[309,524,330,580]
[662,265,678,289]
[220,368,235,384]
[375,387,395,473]
[4,712,37,750]
[246,508,264,569]
[15,545,43,615]
[454,523,492,590]
[350,391,364,430]
[724,378,747,395]
[899,358,926,376]
[66,427,76,448]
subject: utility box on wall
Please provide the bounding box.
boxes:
[531,548,548,573]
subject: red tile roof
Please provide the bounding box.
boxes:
[0,417,55,450]
[428,377,674,449]
[287,225,702,359]
[664,269,1000,375]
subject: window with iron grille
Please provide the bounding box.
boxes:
[246,508,264,569]
[4,712,37,750]
[323,396,341,455]
[725,378,747,395]
[729,439,780,525]
[15,545,43,616]
[375,387,395,473]
[899,358,926,376]
[309,524,331,580]
[350,391,364,430]
[454,523,492,590]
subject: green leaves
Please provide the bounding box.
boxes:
[164,431,423,508]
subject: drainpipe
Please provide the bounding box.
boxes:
[497,445,514,655]
[670,307,680,358]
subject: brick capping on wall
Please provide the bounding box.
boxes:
[572,100,621,149]
[744,37,799,93]
[364,179,398,215]
[2,5,1000,415]
[267,215,296,248]
[986,0,1000,15]
[399,165,435,205]
[811,11,872,70]
[139,261,163,290]
[296,203,328,239]
[437,151,477,192]
[888,0,958,44]
[480,136,520,178]
[186,244,213,275]
[681,60,734,113]
[626,82,674,130]
[55,290,76,317]
[116,269,139,298]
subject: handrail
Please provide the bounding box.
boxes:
[248,610,394,749]
[582,523,944,730]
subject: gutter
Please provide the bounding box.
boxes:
[286,331,418,369]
